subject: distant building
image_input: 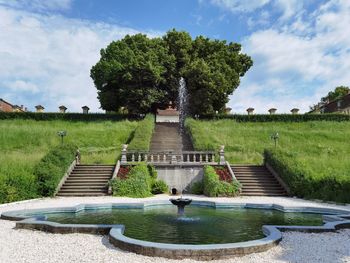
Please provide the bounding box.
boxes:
[291,108,300,115]
[156,102,179,123]
[311,92,350,114]
[0,98,26,112]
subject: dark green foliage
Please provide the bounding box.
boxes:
[264,149,350,203]
[34,144,77,196]
[190,181,204,195]
[197,113,350,122]
[203,166,240,197]
[151,180,168,194]
[111,163,167,197]
[128,114,155,151]
[90,29,252,115]
[0,112,139,121]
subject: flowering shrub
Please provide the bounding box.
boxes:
[215,167,232,182]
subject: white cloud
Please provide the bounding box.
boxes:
[0,6,160,112]
[0,0,73,12]
[210,0,271,13]
[229,0,350,113]
[4,80,39,93]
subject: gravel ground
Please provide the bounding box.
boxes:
[0,195,349,263]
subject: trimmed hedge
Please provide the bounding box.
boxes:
[128,114,155,151]
[111,163,167,197]
[0,112,140,121]
[203,165,241,197]
[264,149,350,203]
[198,113,350,122]
[34,144,77,196]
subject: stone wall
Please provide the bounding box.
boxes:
[155,165,203,194]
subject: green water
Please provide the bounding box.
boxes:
[44,206,323,244]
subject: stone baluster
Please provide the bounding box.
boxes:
[180,154,183,163]
[205,154,208,163]
[131,153,135,162]
[219,145,225,165]
[144,154,148,162]
[186,154,190,162]
[121,144,128,164]
[157,154,160,162]
[138,153,141,162]
[163,154,166,163]
[199,154,202,163]
[150,154,154,163]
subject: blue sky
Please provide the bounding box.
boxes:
[1,0,350,113]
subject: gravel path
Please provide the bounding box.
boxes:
[0,195,349,263]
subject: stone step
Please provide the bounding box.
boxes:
[63,183,108,186]
[241,192,286,196]
[57,193,107,197]
[70,173,112,176]
[58,189,107,193]
[61,185,107,190]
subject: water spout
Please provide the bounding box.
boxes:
[178,77,188,134]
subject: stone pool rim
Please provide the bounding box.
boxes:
[1,200,350,260]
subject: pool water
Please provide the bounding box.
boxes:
[40,206,324,244]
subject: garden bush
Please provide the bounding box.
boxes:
[203,165,241,197]
[34,144,77,196]
[264,149,350,203]
[111,163,167,197]
[198,113,350,122]
[128,114,155,151]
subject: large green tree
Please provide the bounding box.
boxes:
[90,29,253,114]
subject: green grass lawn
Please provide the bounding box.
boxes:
[187,119,350,179]
[0,119,137,182]
[186,119,350,202]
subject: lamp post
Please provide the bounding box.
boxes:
[57,130,67,145]
[270,132,279,148]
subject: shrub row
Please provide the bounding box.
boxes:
[264,149,350,203]
[203,165,241,197]
[0,112,140,121]
[198,113,350,122]
[111,163,168,197]
[128,114,155,151]
[34,144,77,197]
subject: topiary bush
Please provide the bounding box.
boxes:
[34,144,77,196]
[203,165,241,197]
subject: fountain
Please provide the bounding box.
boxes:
[178,77,188,134]
[170,197,192,216]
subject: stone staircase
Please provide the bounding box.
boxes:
[150,123,193,152]
[231,165,287,196]
[56,165,114,196]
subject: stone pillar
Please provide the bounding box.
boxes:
[219,145,225,165]
[121,144,128,164]
[59,105,67,113]
[268,108,277,115]
[75,149,81,164]
[291,108,299,115]
[82,106,90,114]
[246,108,254,115]
[171,152,177,164]
[35,105,44,113]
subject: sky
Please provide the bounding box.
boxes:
[1,0,350,113]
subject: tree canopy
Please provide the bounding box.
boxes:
[90,29,253,115]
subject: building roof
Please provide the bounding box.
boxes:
[82,106,90,109]
[59,105,67,110]
[246,107,255,111]
[35,105,44,109]
[0,98,13,107]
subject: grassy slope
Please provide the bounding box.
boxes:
[0,119,137,181]
[186,119,350,177]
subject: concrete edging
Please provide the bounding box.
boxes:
[1,200,350,260]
